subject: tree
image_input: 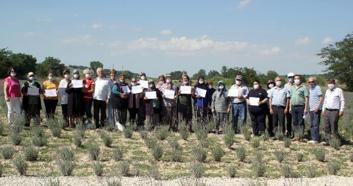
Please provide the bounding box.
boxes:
[266,70,279,81]
[90,61,103,72]
[192,69,207,79]
[0,48,13,78]
[318,33,353,90]
[169,70,185,80]
[36,57,66,78]
[207,70,220,79]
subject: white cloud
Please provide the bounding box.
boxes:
[322,37,333,45]
[260,46,281,56]
[295,36,311,45]
[62,34,93,45]
[160,29,173,36]
[91,23,103,29]
[238,0,252,8]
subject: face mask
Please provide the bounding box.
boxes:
[219,85,224,90]
[131,82,136,86]
[73,74,79,79]
[199,80,204,84]
[85,74,91,79]
[268,84,274,89]
[10,72,16,77]
[208,85,212,89]
[166,79,171,83]
[288,78,294,83]
[141,76,146,80]
[64,74,70,79]
[253,84,259,89]
[48,76,53,80]
[149,84,153,88]
[275,81,282,87]
[294,79,301,85]
[183,81,188,85]
[328,84,335,90]
[119,79,124,83]
[235,80,241,86]
[29,76,34,81]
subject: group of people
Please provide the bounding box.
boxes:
[3,67,345,144]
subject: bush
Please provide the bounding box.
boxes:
[117,161,130,176]
[47,119,62,138]
[10,132,21,146]
[13,156,27,176]
[106,180,122,186]
[168,137,181,151]
[11,117,24,133]
[32,128,48,147]
[192,146,207,163]
[139,130,148,140]
[145,137,158,149]
[171,148,183,162]
[236,146,246,162]
[100,131,113,147]
[281,164,293,178]
[87,143,100,161]
[76,123,86,138]
[211,146,225,162]
[57,159,74,176]
[1,146,16,159]
[47,179,60,186]
[254,151,264,163]
[224,128,235,149]
[151,144,164,161]
[243,127,251,141]
[155,126,169,141]
[57,147,74,161]
[92,161,104,176]
[297,153,304,162]
[274,150,285,163]
[251,137,260,148]
[327,160,341,175]
[284,137,291,148]
[123,126,133,139]
[251,161,266,177]
[179,124,190,141]
[0,123,4,136]
[227,165,237,178]
[198,138,210,148]
[73,134,83,148]
[113,146,124,161]
[149,164,160,180]
[329,137,341,150]
[24,146,39,161]
[313,148,326,162]
[305,164,317,178]
[350,153,353,162]
[195,127,208,141]
[190,162,204,178]
[0,163,3,177]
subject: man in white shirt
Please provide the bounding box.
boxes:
[93,67,111,128]
[322,79,345,141]
[284,72,294,137]
[107,68,117,125]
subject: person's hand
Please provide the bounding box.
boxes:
[304,108,308,114]
[227,108,231,113]
[284,108,288,114]
[5,96,10,102]
[270,108,274,115]
[211,109,215,113]
[144,96,148,100]
[314,108,319,113]
[339,111,344,117]
[69,83,73,88]
[289,108,292,113]
[322,110,326,116]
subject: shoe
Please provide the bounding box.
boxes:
[308,140,318,144]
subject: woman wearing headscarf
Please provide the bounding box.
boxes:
[42,72,59,119]
[3,67,22,125]
[177,74,194,131]
[162,80,177,131]
[111,74,129,130]
[211,81,228,134]
[66,70,84,127]
[144,80,163,129]
[21,72,42,126]
[193,76,210,125]
[128,77,145,129]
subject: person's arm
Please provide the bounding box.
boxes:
[322,91,327,115]
[339,89,345,116]
[211,92,216,112]
[304,88,309,113]
[4,80,9,101]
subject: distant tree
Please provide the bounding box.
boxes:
[169,70,185,80]
[0,48,13,78]
[192,69,207,79]
[90,61,103,72]
[266,70,279,81]
[221,66,228,77]
[207,70,220,79]
[7,52,37,79]
[36,57,66,78]
[318,33,353,90]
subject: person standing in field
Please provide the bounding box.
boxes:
[207,80,216,123]
[3,67,22,125]
[66,70,84,128]
[93,67,111,128]
[128,77,145,129]
[177,74,194,132]
[144,80,163,129]
[42,72,59,119]
[83,68,95,125]
[289,74,309,141]
[227,75,249,134]
[322,79,345,143]
[111,74,129,130]
[211,81,228,134]
[21,72,42,127]
[193,76,210,125]
[307,76,323,144]
[269,76,290,138]
[162,79,177,131]
[284,72,295,137]
[107,68,117,125]
[266,80,275,137]
[58,69,71,127]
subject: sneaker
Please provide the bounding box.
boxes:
[308,140,318,144]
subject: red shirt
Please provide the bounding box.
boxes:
[5,76,21,98]
[83,78,95,100]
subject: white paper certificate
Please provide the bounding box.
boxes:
[139,80,149,89]
[180,86,192,94]
[27,87,39,96]
[121,85,130,94]
[164,89,175,99]
[44,89,57,97]
[227,88,238,97]
[131,85,143,94]
[145,91,157,99]
[58,81,68,88]
[196,87,207,98]
[71,80,83,88]
[249,97,260,106]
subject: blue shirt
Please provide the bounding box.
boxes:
[268,86,289,107]
[309,85,322,111]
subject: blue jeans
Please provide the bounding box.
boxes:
[232,102,247,133]
[292,105,305,138]
[309,110,321,141]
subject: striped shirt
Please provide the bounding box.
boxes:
[309,85,322,111]
[322,87,345,112]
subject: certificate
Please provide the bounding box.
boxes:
[71,80,83,88]
[121,85,130,94]
[228,88,238,97]
[145,91,157,99]
[131,85,143,94]
[44,89,57,97]
[196,87,207,98]
[139,80,149,89]
[27,87,39,96]
[249,97,260,106]
[164,89,175,99]
[58,81,68,88]
[180,86,192,94]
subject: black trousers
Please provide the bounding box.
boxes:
[128,107,145,127]
[84,99,93,119]
[44,99,58,119]
[272,106,285,135]
[61,104,68,126]
[249,110,266,136]
[94,99,106,128]
[265,106,273,136]
[285,111,292,137]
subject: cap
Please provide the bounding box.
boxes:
[73,69,79,74]
[217,80,224,85]
[287,72,295,77]
[27,72,34,77]
[83,68,92,75]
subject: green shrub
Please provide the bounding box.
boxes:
[281,164,293,178]
[329,137,341,150]
[117,161,130,176]
[123,126,133,139]
[168,137,181,151]
[57,159,74,176]
[327,160,341,175]
[11,117,24,133]
[47,179,60,186]
[73,134,83,148]
[145,137,157,149]
[106,180,122,186]
[179,124,190,141]
[171,148,183,162]
[87,143,100,161]
[155,126,169,141]
[284,137,291,148]
[190,162,204,178]
[32,128,48,147]
[10,132,21,146]
[243,127,251,141]
[100,131,113,147]
[0,163,3,177]
[192,146,207,163]
[92,161,104,176]
[251,137,260,148]
[139,130,148,140]
[297,152,304,162]
[251,161,266,177]
[236,146,246,162]
[195,128,208,141]
[57,147,74,161]
[274,150,285,163]
[227,165,237,178]
[1,146,15,159]
[76,123,86,138]
[313,148,326,162]
[113,146,124,161]
[254,151,264,163]
[151,144,164,161]
[224,128,235,149]
[350,153,353,162]
[211,146,225,162]
[13,156,27,176]
[24,146,39,161]
[0,123,4,136]
[305,164,317,178]
[149,164,160,180]
[47,119,62,138]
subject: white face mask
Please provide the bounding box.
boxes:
[119,79,124,83]
[10,72,16,77]
[64,74,70,79]
[253,84,259,89]
[149,84,153,88]
[235,80,241,86]
[73,74,79,79]
[166,79,171,83]
[199,80,204,84]
[48,76,53,80]
[141,76,146,80]
[328,84,335,90]
[29,76,34,81]
[85,74,91,79]
[294,79,301,85]
[268,84,274,89]
[219,85,224,90]
[275,81,282,87]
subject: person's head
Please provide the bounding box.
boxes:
[253,80,261,90]
[73,70,80,79]
[63,69,70,80]
[96,67,104,78]
[217,81,225,90]
[287,72,295,84]
[327,79,336,90]
[235,75,243,86]
[275,76,283,87]
[166,82,172,89]
[208,80,213,88]
[267,80,275,89]
[110,68,117,80]
[119,74,125,83]
[158,75,165,82]
[83,68,92,79]
[27,72,35,81]
[140,72,146,80]
[197,76,205,84]
[307,76,316,88]
[294,74,302,86]
[165,76,172,84]
[181,74,190,85]
[131,77,137,86]
[8,67,16,77]
[48,72,54,81]
[148,80,155,89]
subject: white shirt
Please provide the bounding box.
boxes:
[58,79,69,104]
[322,87,345,112]
[229,84,249,103]
[93,78,111,101]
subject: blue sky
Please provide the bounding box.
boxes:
[1,0,353,77]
